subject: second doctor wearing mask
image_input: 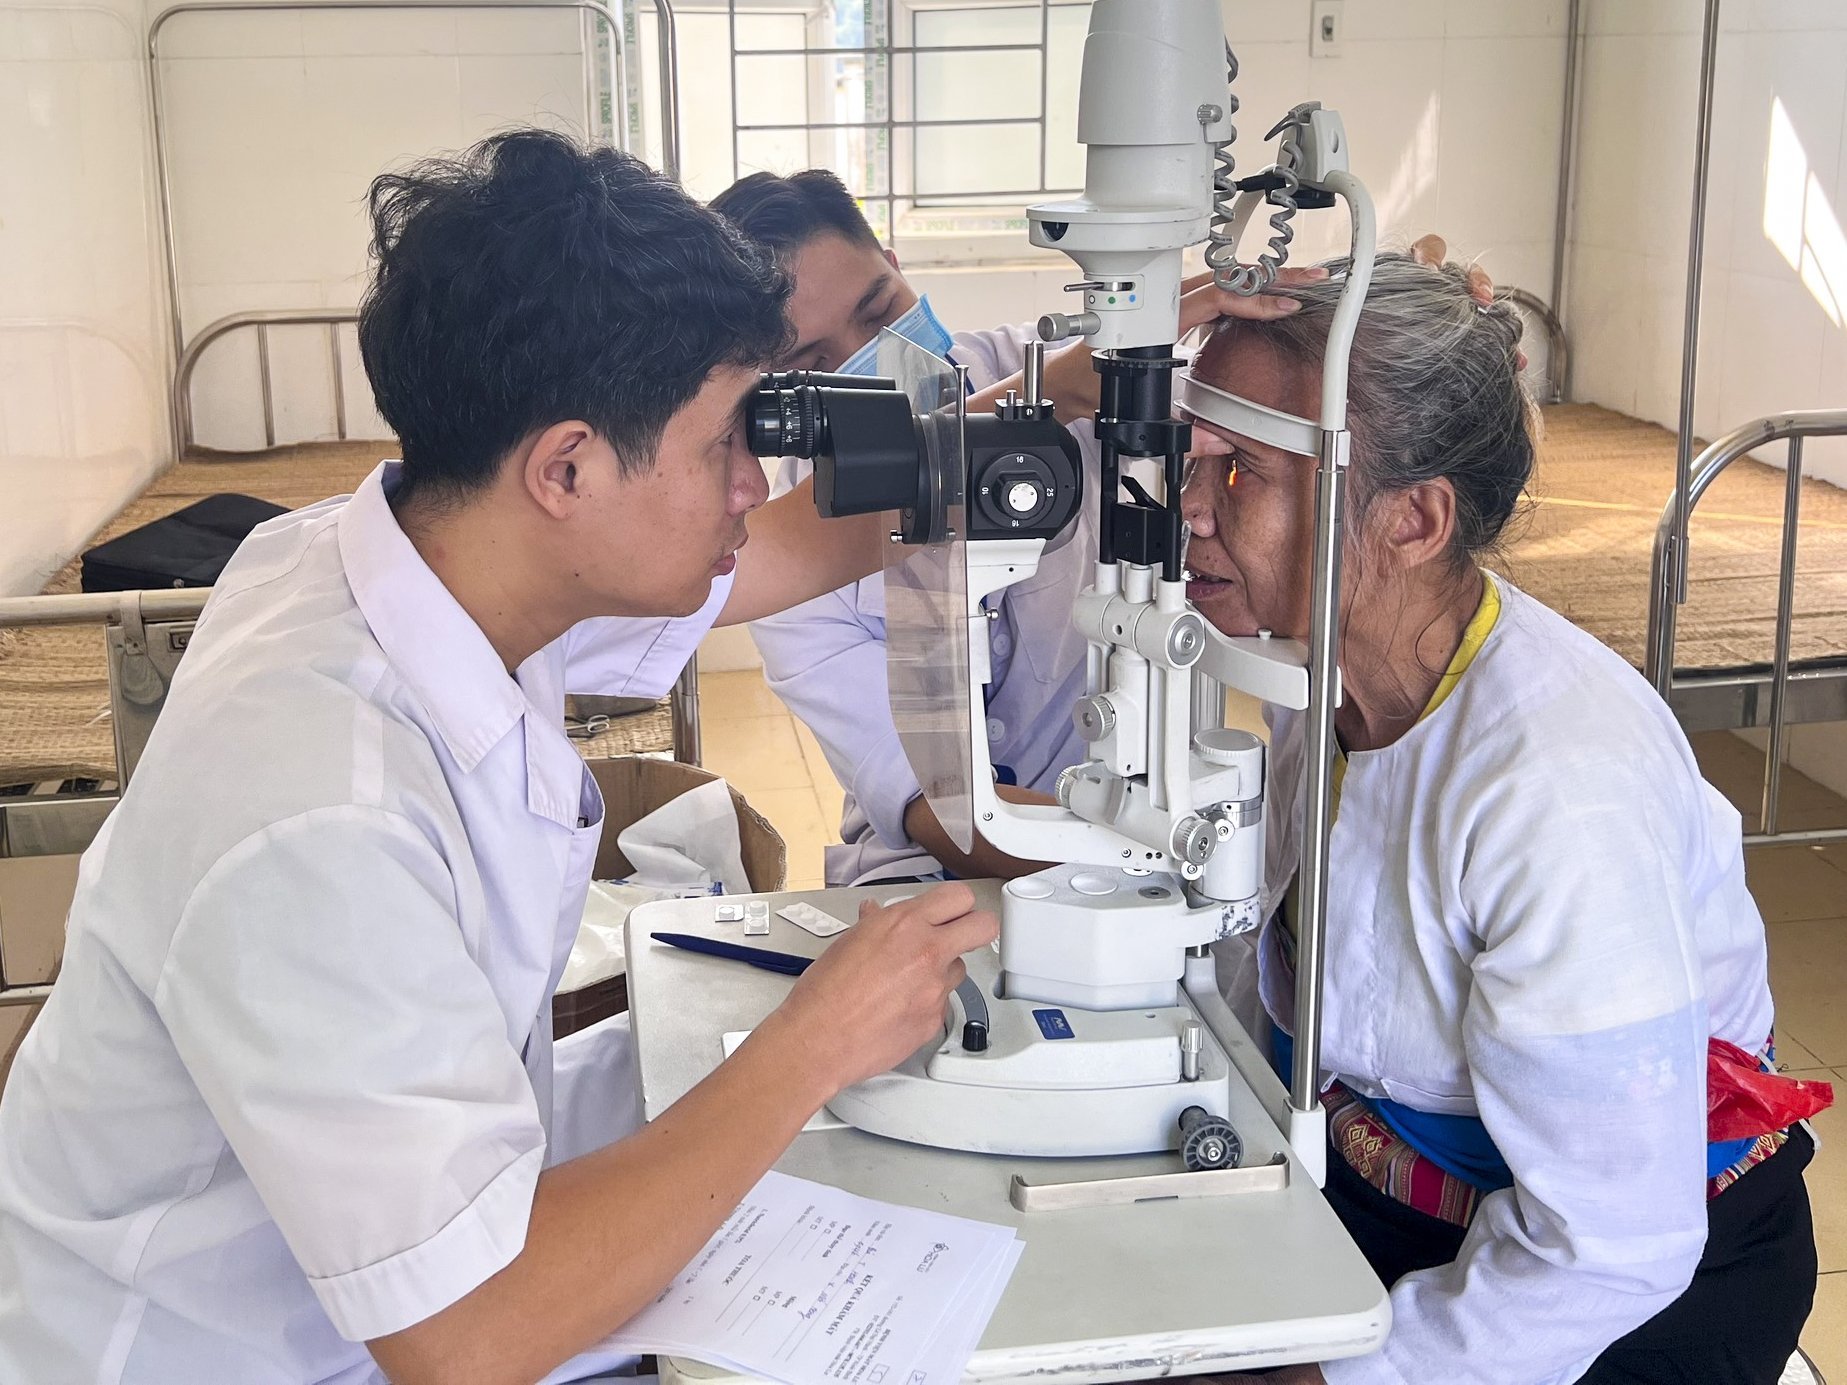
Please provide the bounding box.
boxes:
[711,169,1310,885]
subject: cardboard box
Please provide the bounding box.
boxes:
[0,761,781,1052]
[554,757,788,1037]
[0,854,79,988]
[0,854,80,1090]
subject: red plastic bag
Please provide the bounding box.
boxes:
[1707,1038,1833,1142]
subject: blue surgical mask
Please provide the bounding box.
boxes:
[836,293,955,376]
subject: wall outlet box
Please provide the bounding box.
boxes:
[1311,0,1343,58]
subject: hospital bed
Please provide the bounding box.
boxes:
[0,318,700,1017]
[1502,404,1847,846]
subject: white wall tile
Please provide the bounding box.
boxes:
[1691,261,1732,440]
[298,10,455,58]
[454,9,584,57]
[1308,40,1446,249]
[1221,40,1314,159]
[1566,6,1847,502]
[1445,0,1569,39]
[1584,0,1703,39]
[1745,0,1847,33]
[1435,35,1567,247]
[162,56,316,297]
[1636,251,1695,425]
[295,54,467,284]
[1220,0,1315,47]
[458,52,588,136]
[1564,241,1644,413]
[1569,33,1642,252]
[152,8,301,60]
[0,343,74,459]
[1340,0,1447,43]
[1718,30,1847,285]
[907,267,1045,334]
[1632,32,1707,256]
[1714,269,1829,428]
[66,6,134,61]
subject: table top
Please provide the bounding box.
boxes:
[626,881,1389,1384]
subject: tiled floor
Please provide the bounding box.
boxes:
[698,670,1847,1373]
[697,670,845,891]
[1689,731,1847,1379]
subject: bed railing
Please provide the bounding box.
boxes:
[1497,287,1569,406]
[166,304,704,766]
[1646,410,1847,847]
[0,589,209,1005]
[149,0,684,457]
[174,309,360,454]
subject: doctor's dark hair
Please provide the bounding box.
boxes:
[708,169,881,262]
[1197,252,1535,569]
[359,130,793,503]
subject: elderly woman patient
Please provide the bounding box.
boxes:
[1182,254,1827,1385]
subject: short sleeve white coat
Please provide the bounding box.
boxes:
[0,462,722,1382]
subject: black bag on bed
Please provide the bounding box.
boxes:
[80,494,288,592]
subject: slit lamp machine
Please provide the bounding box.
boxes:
[746,0,1378,1184]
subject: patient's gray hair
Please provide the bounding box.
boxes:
[1197,251,1535,568]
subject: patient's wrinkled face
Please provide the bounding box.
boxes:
[1180,338,1319,642]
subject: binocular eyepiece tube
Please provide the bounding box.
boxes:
[745,372,935,536]
[745,368,1086,549]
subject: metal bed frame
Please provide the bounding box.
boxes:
[1646,411,1847,849]
[0,589,208,1005]
[1499,288,1568,407]
[0,0,699,1008]
[152,0,703,766]
[1636,0,1847,846]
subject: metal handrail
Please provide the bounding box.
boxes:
[0,590,210,629]
[148,0,683,459]
[174,309,360,454]
[1497,287,1569,405]
[0,594,194,1001]
[1646,409,1847,848]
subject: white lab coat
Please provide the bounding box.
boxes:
[0,462,716,1383]
[750,323,1101,883]
[1264,574,1775,1385]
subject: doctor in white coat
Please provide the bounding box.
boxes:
[710,169,1314,884]
[0,132,996,1385]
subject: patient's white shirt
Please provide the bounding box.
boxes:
[1261,574,1775,1385]
[0,462,722,1383]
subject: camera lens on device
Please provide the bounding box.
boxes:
[746,386,821,458]
[744,371,901,460]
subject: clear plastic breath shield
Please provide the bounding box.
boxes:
[875,328,975,855]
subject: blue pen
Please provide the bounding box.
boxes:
[651,932,814,976]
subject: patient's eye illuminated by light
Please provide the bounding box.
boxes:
[1183,450,1238,491]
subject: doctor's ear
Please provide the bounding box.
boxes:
[524,421,598,518]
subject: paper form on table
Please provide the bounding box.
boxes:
[598,1170,1021,1384]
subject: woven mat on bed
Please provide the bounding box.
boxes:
[0,442,673,790]
[1500,404,1847,671]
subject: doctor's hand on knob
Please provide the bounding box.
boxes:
[756,883,997,1097]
